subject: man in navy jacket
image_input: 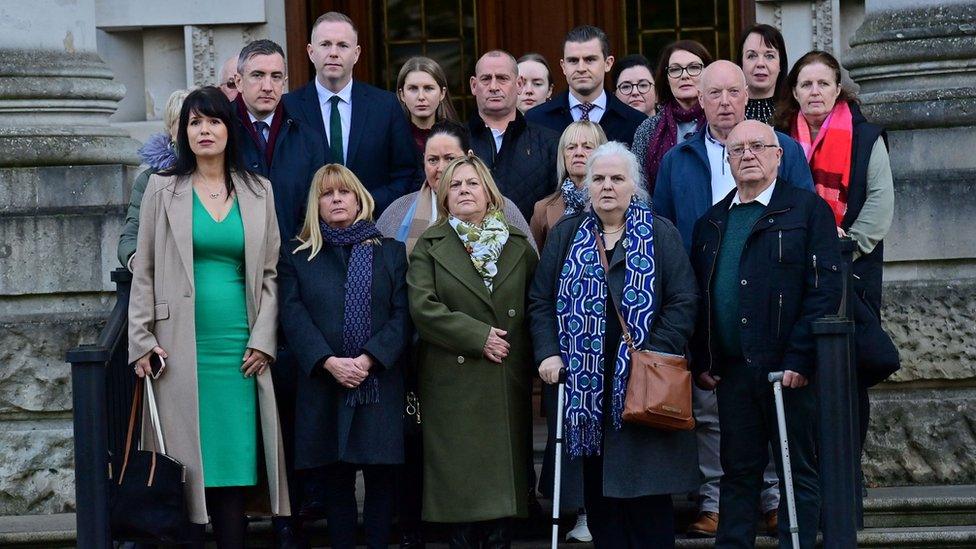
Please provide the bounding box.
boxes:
[282,11,419,215]
[525,25,646,146]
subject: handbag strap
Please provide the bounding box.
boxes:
[144,377,166,455]
[593,228,638,353]
[118,376,144,484]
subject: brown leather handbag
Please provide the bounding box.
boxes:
[595,231,695,431]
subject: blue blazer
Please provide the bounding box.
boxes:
[652,127,815,250]
[524,90,647,146]
[283,80,421,215]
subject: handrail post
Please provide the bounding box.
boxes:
[813,238,860,547]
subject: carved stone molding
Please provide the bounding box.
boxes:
[190,25,216,88]
[772,2,783,31]
[811,0,834,53]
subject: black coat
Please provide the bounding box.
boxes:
[468,110,559,220]
[689,182,842,379]
[278,238,412,468]
[282,81,421,215]
[528,210,700,497]
[524,90,646,147]
[235,97,325,243]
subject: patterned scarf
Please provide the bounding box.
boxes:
[396,186,436,255]
[793,100,853,225]
[319,219,384,406]
[556,201,657,457]
[645,100,705,186]
[448,209,510,291]
[560,177,589,216]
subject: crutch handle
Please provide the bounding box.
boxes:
[558,368,567,384]
[768,371,785,383]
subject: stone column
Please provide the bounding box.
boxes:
[845,0,976,486]
[0,0,138,514]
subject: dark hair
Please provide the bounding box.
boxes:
[737,24,788,101]
[773,50,857,132]
[163,86,259,197]
[310,11,358,40]
[426,119,471,153]
[654,40,713,106]
[564,25,610,59]
[238,39,285,74]
[517,52,552,85]
[612,54,653,87]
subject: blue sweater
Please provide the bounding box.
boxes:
[652,127,814,250]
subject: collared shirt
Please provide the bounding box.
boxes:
[490,127,505,152]
[247,111,275,142]
[730,179,777,208]
[314,77,353,160]
[568,90,607,123]
[705,127,736,205]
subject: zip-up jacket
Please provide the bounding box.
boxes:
[689,181,842,379]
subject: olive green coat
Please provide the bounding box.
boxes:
[407,221,538,523]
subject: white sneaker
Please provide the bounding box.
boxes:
[566,513,593,542]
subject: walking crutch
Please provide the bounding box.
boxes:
[551,369,567,549]
[768,371,802,548]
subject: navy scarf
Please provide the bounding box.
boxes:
[319,219,384,406]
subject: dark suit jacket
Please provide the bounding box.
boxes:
[235,96,325,243]
[283,80,421,215]
[278,238,412,468]
[524,90,646,146]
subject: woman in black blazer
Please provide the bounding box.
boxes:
[278,164,412,549]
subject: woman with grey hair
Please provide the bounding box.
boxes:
[528,141,699,547]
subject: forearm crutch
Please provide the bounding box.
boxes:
[551,369,566,549]
[768,371,801,549]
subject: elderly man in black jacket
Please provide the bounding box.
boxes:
[468,50,559,220]
[690,120,841,549]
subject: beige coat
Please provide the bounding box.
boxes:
[127,173,289,524]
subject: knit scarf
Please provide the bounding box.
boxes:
[396,186,436,255]
[560,177,589,216]
[556,201,657,457]
[645,101,705,185]
[448,209,510,291]
[319,219,384,406]
[793,100,853,225]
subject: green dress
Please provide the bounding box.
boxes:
[192,192,257,487]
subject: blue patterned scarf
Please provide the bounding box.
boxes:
[555,201,657,457]
[561,177,589,216]
[319,219,384,406]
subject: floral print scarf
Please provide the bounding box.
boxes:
[448,209,510,292]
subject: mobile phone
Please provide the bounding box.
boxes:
[149,353,166,379]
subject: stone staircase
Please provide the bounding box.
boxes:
[2,485,974,548]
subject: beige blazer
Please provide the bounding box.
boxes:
[127,173,289,523]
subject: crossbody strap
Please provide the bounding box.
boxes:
[593,229,638,353]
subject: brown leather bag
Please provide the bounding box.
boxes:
[595,231,695,431]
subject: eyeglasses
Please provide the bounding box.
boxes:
[667,63,704,79]
[727,142,779,158]
[616,79,653,95]
[244,72,287,85]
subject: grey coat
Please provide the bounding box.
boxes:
[528,210,700,498]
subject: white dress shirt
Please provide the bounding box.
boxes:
[705,127,736,205]
[568,90,607,123]
[314,77,353,160]
[731,179,777,208]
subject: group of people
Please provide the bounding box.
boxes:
[122,9,894,549]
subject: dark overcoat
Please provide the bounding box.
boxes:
[528,211,701,498]
[278,237,412,468]
[406,222,538,523]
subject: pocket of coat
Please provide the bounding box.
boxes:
[153,302,170,320]
[770,224,806,265]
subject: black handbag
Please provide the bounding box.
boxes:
[109,376,197,542]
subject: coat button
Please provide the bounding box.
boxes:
[741,317,748,324]
[747,358,753,364]
[768,218,774,223]
[457,356,465,364]
[508,309,516,317]
[740,279,747,286]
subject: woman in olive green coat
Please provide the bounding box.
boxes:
[407,155,538,547]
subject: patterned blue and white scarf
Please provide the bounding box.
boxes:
[561,177,589,216]
[555,201,657,457]
[320,219,384,406]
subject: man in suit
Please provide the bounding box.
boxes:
[467,50,559,220]
[525,25,646,146]
[232,38,325,549]
[283,11,419,215]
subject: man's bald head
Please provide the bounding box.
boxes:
[727,119,778,147]
[698,60,749,141]
[471,50,523,119]
[475,50,519,77]
[727,120,782,188]
[218,56,239,101]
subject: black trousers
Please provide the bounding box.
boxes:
[582,450,675,548]
[306,462,396,549]
[715,362,819,549]
[396,427,424,534]
[271,343,302,521]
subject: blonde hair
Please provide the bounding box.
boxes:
[294,164,376,259]
[435,155,506,223]
[164,89,191,135]
[556,121,607,183]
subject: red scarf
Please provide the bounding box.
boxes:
[793,101,853,225]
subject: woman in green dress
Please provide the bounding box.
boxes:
[129,86,289,547]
